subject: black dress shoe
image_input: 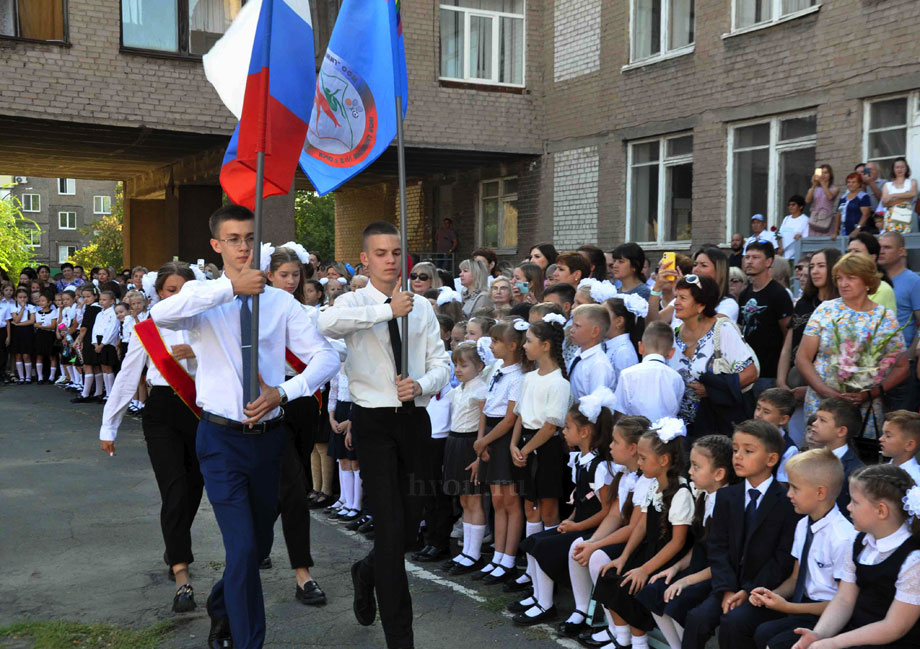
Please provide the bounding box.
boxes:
[172,584,197,613]
[347,514,371,531]
[259,557,272,570]
[503,576,533,593]
[482,566,518,585]
[413,546,448,562]
[578,627,615,648]
[358,518,375,535]
[410,545,436,561]
[470,562,498,581]
[295,580,327,606]
[512,604,556,626]
[556,619,589,638]
[207,596,232,649]
[310,494,335,510]
[71,395,96,403]
[351,560,376,626]
[337,509,360,523]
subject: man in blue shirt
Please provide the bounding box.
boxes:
[879,231,920,411]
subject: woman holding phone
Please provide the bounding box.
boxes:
[511,262,544,305]
[806,164,840,237]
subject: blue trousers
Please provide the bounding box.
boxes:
[196,418,287,649]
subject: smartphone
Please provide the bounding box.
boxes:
[515,281,529,295]
[814,167,823,179]
[197,258,205,268]
[659,251,677,280]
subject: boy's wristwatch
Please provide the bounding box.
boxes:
[277,385,289,405]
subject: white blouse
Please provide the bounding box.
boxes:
[641,477,695,526]
[841,524,920,605]
[515,368,572,430]
[449,376,487,433]
[34,307,58,328]
[604,334,639,390]
[568,450,616,492]
[483,362,524,418]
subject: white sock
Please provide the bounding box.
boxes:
[614,624,632,647]
[653,614,682,649]
[467,524,486,561]
[534,564,555,609]
[352,470,363,511]
[569,539,593,618]
[631,634,648,649]
[674,622,684,641]
[455,523,474,565]
[24,363,32,380]
[483,552,502,573]
[15,361,23,379]
[36,362,43,379]
[589,550,616,631]
[49,366,57,380]
[500,553,516,569]
[81,373,94,397]
[103,372,114,396]
[543,523,558,531]
[94,373,104,396]
[340,470,355,511]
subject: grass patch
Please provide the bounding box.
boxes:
[477,595,508,615]
[0,620,173,649]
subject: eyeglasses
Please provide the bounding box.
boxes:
[216,235,255,249]
[409,273,429,281]
[683,274,703,289]
[730,278,745,284]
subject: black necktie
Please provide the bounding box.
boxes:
[239,296,252,406]
[489,369,504,391]
[792,522,814,603]
[569,355,582,376]
[744,488,760,544]
[384,298,403,376]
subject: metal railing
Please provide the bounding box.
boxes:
[416,251,455,274]
[789,234,920,293]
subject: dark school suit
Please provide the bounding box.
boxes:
[682,479,798,649]
[836,445,864,514]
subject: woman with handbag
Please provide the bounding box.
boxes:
[880,157,918,234]
[795,253,909,447]
[806,164,840,237]
[776,247,841,445]
[668,275,758,439]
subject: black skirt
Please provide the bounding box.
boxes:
[635,569,711,626]
[96,344,118,367]
[10,324,34,354]
[33,329,55,357]
[511,428,567,502]
[483,415,515,485]
[81,343,98,365]
[328,400,357,461]
[443,431,482,495]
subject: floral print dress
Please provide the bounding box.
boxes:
[803,298,905,435]
[669,320,755,423]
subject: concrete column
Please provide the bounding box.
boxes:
[261,183,296,245]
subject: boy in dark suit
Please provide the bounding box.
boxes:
[809,397,864,512]
[681,420,799,649]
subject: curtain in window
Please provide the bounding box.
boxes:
[499,16,523,84]
[782,0,813,14]
[633,0,660,60]
[440,9,464,78]
[469,14,493,79]
[18,0,64,40]
[122,0,177,51]
[735,0,759,28]
[0,0,15,36]
[189,0,240,54]
[669,0,694,49]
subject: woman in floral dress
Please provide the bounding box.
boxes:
[796,253,908,436]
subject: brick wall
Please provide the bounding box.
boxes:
[334,184,397,264]
[552,147,599,249]
[553,0,601,82]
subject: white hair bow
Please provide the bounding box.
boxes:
[651,417,687,443]
[336,277,347,285]
[319,277,329,286]
[437,286,463,306]
[279,241,311,265]
[578,386,616,423]
[260,242,275,272]
[477,337,496,366]
[578,278,599,292]
[513,319,530,331]
[542,313,566,327]
[590,280,619,304]
[904,485,920,522]
[141,270,160,306]
[620,292,649,318]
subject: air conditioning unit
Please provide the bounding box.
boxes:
[12,176,26,183]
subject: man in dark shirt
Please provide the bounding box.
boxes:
[728,233,744,268]
[737,240,792,399]
[435,218,458,270]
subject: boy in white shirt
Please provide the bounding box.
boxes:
[567,304,615,401]
[613,321,684,420]
[880,410,920,485]
[91,290,121,400]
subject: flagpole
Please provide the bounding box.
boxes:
[395,96,409,377]
[249,150,265,405]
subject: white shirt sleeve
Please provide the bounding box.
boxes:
[99,338,148,441]
[416,301,451,399]
[279,297,341,403]
[150,276,234,330]
[317,292,392,338]
[544,378,571,428]
[895,551,920,604]
[668,487,695,525]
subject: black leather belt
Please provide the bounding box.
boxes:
[201,410,285,435]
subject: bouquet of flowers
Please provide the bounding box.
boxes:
[828,312,905,393]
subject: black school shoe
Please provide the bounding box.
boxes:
[350,560,376,626]
[469,562,498,581]
[310,494,336,510]
[503,575,533,593]
[449,557,485,576]
[346,514,371,532]
[512,603,556,626]
[555,611,590,638]
[173,584,197,613]
[578,627,615,648]
[411,545,448,562]
[482,566,518,586]
[206,595,232,649]
[259,557,272,570]
[358,518,375,535]
[295,580,327,606]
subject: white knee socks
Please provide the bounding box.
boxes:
[589,550,617,639]
[81,373,94,397]
[103,372,114,396]
[49,365,57,380]
[93,373,104,396]
[534,563,555,610]
[15,361,23,380]
[340,469,355,511]
[36,362,43,379]
[653,613,682,649]
[352,470,363,512]
[569,538,593,621]
[24,363,32,380]
[466,523,486,561]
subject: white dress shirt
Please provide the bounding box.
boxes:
[99,325,196,441]
[613,354,685,420]
[893,457,920,485]
[791,505,855,602]
[449,376,487,433]
[515,368,571,430]
[34,307,58,329]
[744,475,773,510]
[568,343,616,401]
[483,362,524,418]
[91,306,119,346]
[841,523,920,604]
[426,384,453,439]
[318,280,450,408]
[604,333,639,390]
[150,275,339,422]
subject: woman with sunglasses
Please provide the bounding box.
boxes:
[410,262,441,294]
[669,274,758,438]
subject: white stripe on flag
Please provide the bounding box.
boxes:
[201,0,262,120]
[281,0,312,26]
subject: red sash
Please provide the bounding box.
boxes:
[133,318,201,418]
[285,348,324,409]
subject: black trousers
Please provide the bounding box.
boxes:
[142,387,204,566]
[754,613,820,649]
[421,436,455,551]
[352,405,432,649]
[276,396,318,569]
[718,601,786,649]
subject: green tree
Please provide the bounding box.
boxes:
[294,190,334,261]
[0,195,38,277]
[71,183,124,269]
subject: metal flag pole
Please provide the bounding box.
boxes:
[249,150,265,404]
[395,95,410,376]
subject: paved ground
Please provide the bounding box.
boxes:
[0,384,581,648]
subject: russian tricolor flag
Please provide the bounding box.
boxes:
[203,0,315,209]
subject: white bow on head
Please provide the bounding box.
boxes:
[619,292,649,319]
[279,241,311,265]
[437,286,462,306]
[590,280,619,304]
[542,313,566,327]
[513,319,530,331]
[904,485,920,522]
[477,337,495,366]
[578,386,616,423]
[259,242,275,272]
[141,270,160,305]
[651,417,687,443]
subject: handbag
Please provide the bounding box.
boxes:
[853,398,882,464]
[708,319,760,393]
[808,206,834,233]
[888,204,913,225]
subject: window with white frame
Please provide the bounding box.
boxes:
[728,113,816,239]
[58,211,77,230]
[94,195,112,214]
[863,93,920,178]
[440,1,525,87]
[58,178,75,195]
[21,193,40,212]
[733,0,817,31]
[480,177,518,250]
[627,135,693,244]
[59,245,76,264]
[24,226,41,248]
[631,0,694,63]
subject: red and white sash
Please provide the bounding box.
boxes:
[133,318,201,418]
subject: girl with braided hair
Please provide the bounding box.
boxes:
[506,315,571,619]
